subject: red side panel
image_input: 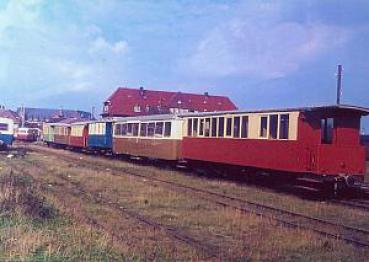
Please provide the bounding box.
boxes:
[316,145,366,175]
[182,138,308,173]
[69,136,86,148]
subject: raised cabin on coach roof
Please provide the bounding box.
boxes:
[101,87,237,117]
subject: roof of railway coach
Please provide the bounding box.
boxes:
[178,104,369,117]
[114,114,181,122]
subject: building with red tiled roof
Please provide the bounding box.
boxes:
[102,87,237,117]
[0,108,21,125]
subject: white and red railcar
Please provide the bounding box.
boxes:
[16,127,39,142]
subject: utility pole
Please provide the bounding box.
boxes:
[336,64,343,104]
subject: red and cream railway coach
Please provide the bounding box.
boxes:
[113,115,183,160]
[69,122,89,149]
[181,105,369,185]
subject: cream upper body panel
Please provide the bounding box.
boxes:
[183,111,299,141]
[113,118,184,140]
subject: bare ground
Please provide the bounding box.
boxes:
[0,147,369,261]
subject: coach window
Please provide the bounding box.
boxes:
[260,116,268,138]
[241,116,248,138]
[279,114,289,139]
[164,122,171,137]
[211,118,217,137]
[321,118,334,144]
[269,114,278,139]
[226,117,232,136]
[0,123,8,131]
[133,123,139,136]
[204,118,211,137]
[148,123,155,137]
[121,124,127,136]
[233,116,241,138]
[115,124,121,136]
[187,119,193,136]
[140,123,147,137]
[155,122,163,137]
[127,123,133,136]
[193,118,198,137]
[199,119,204,136]
[218,117,225,137]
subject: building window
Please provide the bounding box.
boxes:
[155,122,163,137]
[218,117,224,137]
[241,116,248,138]
[211,118,217,137]
[226,117,232,136]
[279,114,289,139]
[0,123,8,131]
[204,118,211,137]
[199,119,204,136]
[187,119,193,136]
[269,114,278,139]
[164,122,171,137]
[193,118,198,137]
[140,123,147,137]
[260,116,268,138]
[133,105,141,113]
[148,123,155,137]
[321,118,334,144]
[233,117,240,138]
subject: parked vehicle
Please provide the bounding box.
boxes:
[0,117,15,148]
[42,104,369,193]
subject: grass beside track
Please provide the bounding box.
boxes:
[0,147,369,260]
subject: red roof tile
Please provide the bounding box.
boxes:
[103,87,237,117]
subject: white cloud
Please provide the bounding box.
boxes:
[181,4,350,79]
[89,36,129,55]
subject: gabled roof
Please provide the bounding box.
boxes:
[103,87,237,116]
[0,109,21,123]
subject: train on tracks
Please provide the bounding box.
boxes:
[0,117,15,149]
[42,104,369,194]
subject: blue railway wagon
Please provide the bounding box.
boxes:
[87,120,114,151]
[0,117,15,148]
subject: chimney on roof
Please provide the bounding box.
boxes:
[204,92,209,97]
[139,86,145,96]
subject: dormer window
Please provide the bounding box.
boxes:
[133,105,141,113]
[177,100,182,104]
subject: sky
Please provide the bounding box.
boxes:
[0,0,369,130]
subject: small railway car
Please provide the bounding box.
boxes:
[16,128,39,142]
[87,120,114,152]
[181,105,369,187]
[113,115,183,160]
[43,123,55,145]
[69,122,89,149]
[0,117,14,148]
[53,123,71,147]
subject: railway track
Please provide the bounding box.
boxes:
[333,199,369,212]
[9,163,220,260]
[24,144,369,250]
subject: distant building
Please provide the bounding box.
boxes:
[17,107,93,127]
[102,87,237,117]
[0,107,21,129]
